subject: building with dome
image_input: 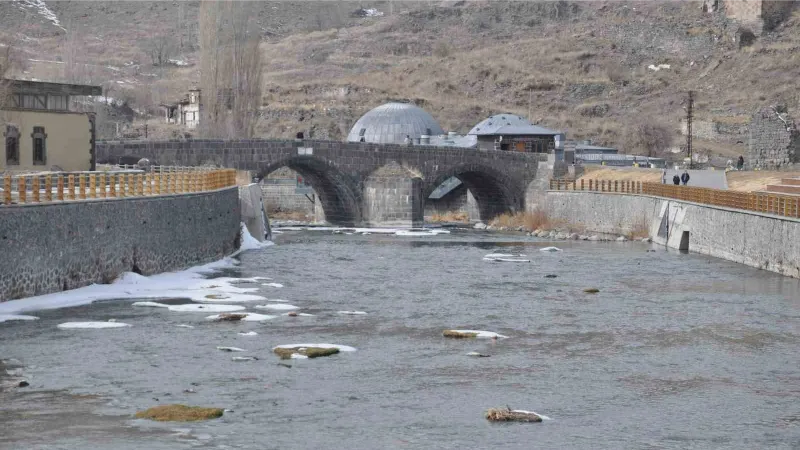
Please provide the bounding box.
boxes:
[468,114,562,153]
[346,102,445,144]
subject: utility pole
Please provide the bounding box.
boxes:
[686,90,694,169]
[528,88,532,122]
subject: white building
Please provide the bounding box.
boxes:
[162,88,201,129]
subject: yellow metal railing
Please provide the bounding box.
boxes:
[549,179,800,219]
[2,167,237,206]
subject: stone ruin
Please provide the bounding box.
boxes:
[748,106,800,169]
[702,0,796,35]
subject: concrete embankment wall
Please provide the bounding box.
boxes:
[0,188,241,301]
[546,191,800,278]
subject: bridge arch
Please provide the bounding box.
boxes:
[256,156,362,226]
[425,164,524,222]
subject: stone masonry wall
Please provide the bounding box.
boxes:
[748,107,800,169]
[546,191,800,279]
[0,188,241,301]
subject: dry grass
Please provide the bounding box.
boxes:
[577,167,662,184]
[443,330,479,339]
[273,347,340,359]
[135,405,224,422]
[489,209,551,231]
[727,171,800,192]
[429,211,469,223]
[627,214,651,240]
[485,407,543,423]
[583,288,600,294]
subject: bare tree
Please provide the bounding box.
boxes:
[1,39,24,122]
[622,121,674,157]
[199,1,263,138]
[146,34,173,67]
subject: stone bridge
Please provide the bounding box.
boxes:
[97,139,545,227]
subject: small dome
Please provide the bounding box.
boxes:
[347,102,445,144]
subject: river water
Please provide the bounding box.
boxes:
[2,230,800,449]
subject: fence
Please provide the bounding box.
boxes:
[549,179,800,219]
[2,167,237,206]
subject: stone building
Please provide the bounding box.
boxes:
[468,114,561,153]
[703,0,796,34]
[161,88,201,129]
[2,79,101,172]
[748,106,800,169]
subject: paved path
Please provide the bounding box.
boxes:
[662,169,728,189]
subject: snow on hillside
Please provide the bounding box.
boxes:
[14,0,65,31]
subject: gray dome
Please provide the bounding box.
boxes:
[347,102,445,144]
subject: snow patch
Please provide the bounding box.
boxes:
[647,64,671,72]
[15,0,65,31]
[539,247,562,252]
[0,314,39,323]
[255,304,299,311]
[176,324,195,329]
[448,329,509,339]
[131,301,170,308]
[262,283,284,288]
[216,346,245,352]
[238,223,272,252]
[57,321,131,329]
[238,331,258,336]
[513,410,553,421]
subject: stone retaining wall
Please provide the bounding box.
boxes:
[546,191,800,278]
[0,188,241,301]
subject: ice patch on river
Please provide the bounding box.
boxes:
[513,409,553,420]
[448,329,509,339]
[57,321,131,329]
[0,224,273,316]
[255,304,299,311]
[540,247,562,252]
[0,314,39,323]
[167,304,246,313]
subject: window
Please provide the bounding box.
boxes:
[359,128,366,137]
[17,94,47,110]
[31,126,46,165]
[47,95,69,111]
[4,125,19,165]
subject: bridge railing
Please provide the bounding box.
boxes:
[550,178,800,219]
[1,167,237,206]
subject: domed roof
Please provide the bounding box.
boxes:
[347,102,445,144]
[468,114,560,136]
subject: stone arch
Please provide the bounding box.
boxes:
[256,156,362,226]
[425,164,523,222]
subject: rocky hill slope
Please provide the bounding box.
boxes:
[2,1,799,159]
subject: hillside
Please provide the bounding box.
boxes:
[2,0,800,160]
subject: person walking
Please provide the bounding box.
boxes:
[662,168,667,184]
[681,170,690,186]
[673,174,680,185]
[737,155,744,171]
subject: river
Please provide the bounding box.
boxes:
[1,230,799,449]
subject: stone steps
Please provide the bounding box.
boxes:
[780,178,800,186]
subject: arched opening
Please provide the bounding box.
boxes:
[424,166,522,224]
[256,157,361,226]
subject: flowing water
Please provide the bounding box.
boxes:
[2,230,800,449]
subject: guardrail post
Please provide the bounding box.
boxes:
[57,175,64,201]
[18,177,26,204]
[580,179,584,190]
[79,174,86,200]
[109,174,117,197]
[3,175,10,205]
[67,175,75,201]
[32,176,40,203]
[98,174,106,198]
[44,175,52,202]
[89,174,96,199]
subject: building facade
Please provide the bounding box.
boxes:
[162,88,201,129]
[2,80,101,172]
